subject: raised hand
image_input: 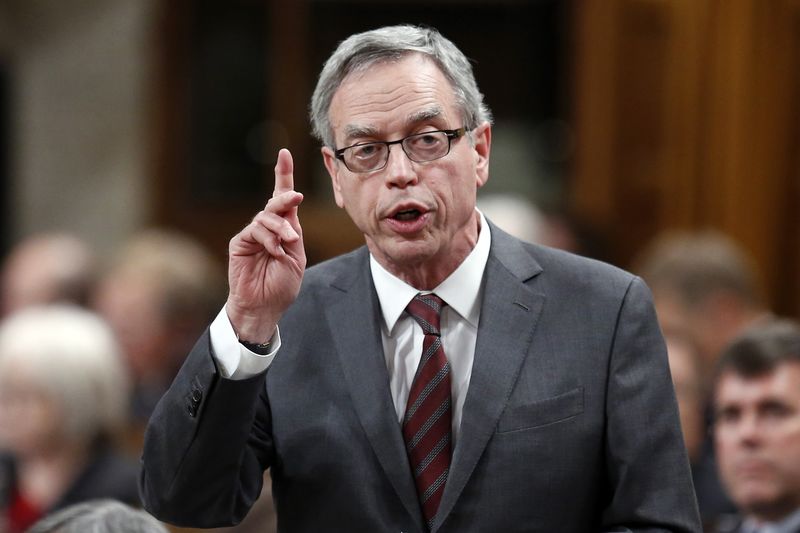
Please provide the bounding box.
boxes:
[225,149,306,343]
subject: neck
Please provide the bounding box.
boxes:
[387,261,463,291]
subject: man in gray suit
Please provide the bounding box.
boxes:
[139,25,700,532]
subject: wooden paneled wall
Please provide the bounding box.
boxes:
[570,0,800,317]
[150,0,364,267]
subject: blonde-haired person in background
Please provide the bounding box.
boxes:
[0,306,138,533]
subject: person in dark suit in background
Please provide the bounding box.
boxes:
[140,25,700,532]
[711,320,800,533]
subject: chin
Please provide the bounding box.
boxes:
[382,240,436,264]
[737,487,780,511]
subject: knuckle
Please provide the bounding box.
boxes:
[253,211,274,227]
[249,210,265,225]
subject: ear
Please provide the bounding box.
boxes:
[471,122,491,188]
[321,146,346,208]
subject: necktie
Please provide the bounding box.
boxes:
[403,293,452,529]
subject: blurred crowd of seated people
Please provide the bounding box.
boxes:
[0,221,796,533]
[0,229,250,532]
[634,230,792,532]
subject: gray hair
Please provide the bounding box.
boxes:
[28,499,168,533]
[310,25,493,148]
[0,305,129,444]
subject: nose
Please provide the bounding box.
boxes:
[383,144,418,188]
[735,413,763,448]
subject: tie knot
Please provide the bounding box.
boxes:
[406,293,445,336]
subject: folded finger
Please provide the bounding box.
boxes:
[252,210,300,243]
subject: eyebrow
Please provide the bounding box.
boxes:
[342,124,380,143]
[340,106,446,145]
[406,106,444,126]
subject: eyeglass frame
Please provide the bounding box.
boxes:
[333,127,468,173]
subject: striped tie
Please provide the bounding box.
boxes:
[403,293,452,529]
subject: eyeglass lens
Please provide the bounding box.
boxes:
[342,131,451,172]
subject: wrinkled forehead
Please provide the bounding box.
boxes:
[329,55,460,143]
[339,51,449,90]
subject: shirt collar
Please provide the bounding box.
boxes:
[370,210,491,334]
[743,508,800,533]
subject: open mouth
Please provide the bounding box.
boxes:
[386,205,429,233]
[393,209,422,221]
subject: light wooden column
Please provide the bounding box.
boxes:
[570,0,800,317]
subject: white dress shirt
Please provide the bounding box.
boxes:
[741,508,800,533]
[209,211,492,444]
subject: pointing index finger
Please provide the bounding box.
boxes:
[273,148,295,196]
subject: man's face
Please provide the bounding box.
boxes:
[321,54,491,286]
[714,362,800,521]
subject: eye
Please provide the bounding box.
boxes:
[406,131,445,151]
[760,401,793,420]
[351,143,382,159]
[715,406,741,426]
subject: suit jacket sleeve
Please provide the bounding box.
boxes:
[601,277,700,531]
[139,331,273,528]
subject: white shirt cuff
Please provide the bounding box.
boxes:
[209,307,281,380]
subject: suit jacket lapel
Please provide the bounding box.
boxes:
[434,226,545,531]
[324,248,425,531]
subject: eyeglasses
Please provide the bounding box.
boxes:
[334,127,468,173]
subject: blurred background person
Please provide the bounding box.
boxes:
[92,229,275,533]
[666,331,723,531]
[477,194,547,244]
[28,499,168,533]
[635,229,773,525]
[477,194,605,258]
[92,229,225,431]
[665,332,706,466]
[711,319,800,533]
[0,305,138,533]
[635,230,770,382]
[0,233,96,317]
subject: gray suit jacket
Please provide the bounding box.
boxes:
[140,224,701,532]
